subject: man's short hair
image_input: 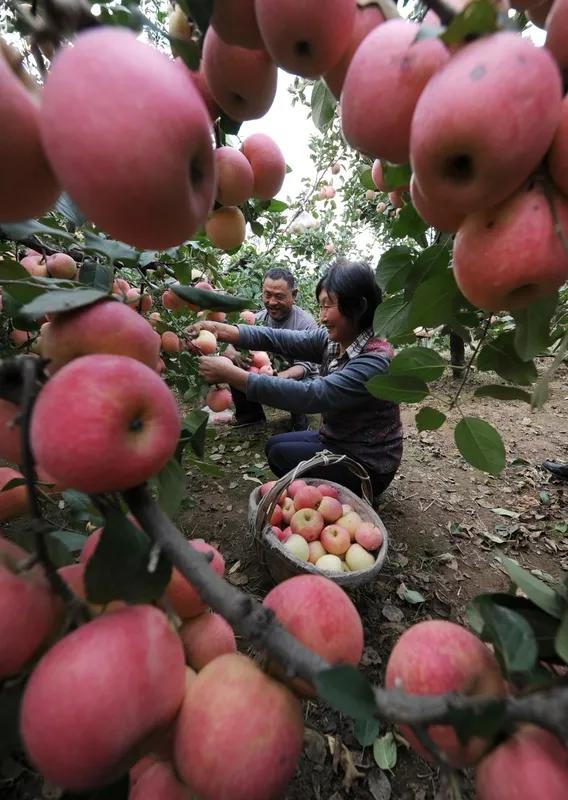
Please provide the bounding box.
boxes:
[264,267,295,290]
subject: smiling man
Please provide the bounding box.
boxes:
[226,267,318,430]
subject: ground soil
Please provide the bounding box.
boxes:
[2,363,567,800]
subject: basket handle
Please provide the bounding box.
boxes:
[255,450,374,539]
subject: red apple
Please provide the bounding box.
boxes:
[280,496,296,525]
[336,511,363,540]
[293,484,322,511]
[280,526,292,542]
[0,466,29,521]
[317,483,339,499]
[193,330,217,355]
[240,133,286,200]
[179,612,236,671]
[214,146,254,206]
[269,504,283,527]
[354,523,384,551]
[320,524,351,556]
[308,540,326,564]
[206,387,232,412]
[290,507,324,543]
[250,350,271,369]
[287,479,307,499]
[165,539,225,619]
[318,495,343,524]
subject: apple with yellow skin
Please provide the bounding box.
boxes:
[205,206,246,251]
[315,553,343,572]
[283,533,309,561]
[345,543,375,571]
[192,329,217,355]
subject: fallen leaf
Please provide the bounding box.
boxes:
[381,604,404,623]
[368,769,392,800]
[491,507,520,519]
[303,728,327,765]
[227,572,248,586]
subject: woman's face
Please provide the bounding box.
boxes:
[318,289,358,344]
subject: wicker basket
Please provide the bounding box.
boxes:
[248,451,388,589]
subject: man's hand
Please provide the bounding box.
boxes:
[198,355,235,385]
[184,321,241,353]
[225,344,251,370]
[276,365,306,381]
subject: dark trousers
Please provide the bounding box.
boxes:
[265,430,396,499]
[230,387,308,431]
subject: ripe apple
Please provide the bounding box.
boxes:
[410,174,465,233]
[293,484,322,511]
[46,253,77,279]
[179,612,236,671]
[318,496,343,524]
[206,387,232,412]
[385,619,506,767]
[259,480,286,504]
[345,543,375,571]
[0,398,21,464]
[250,350,271,369]
[174,653,304,800]
[0,466,28,521]
[162,289,190,312]
[0,536,61,679]
[58,563,124,616]
[21,605,186,791]
[193,330,217,355]
[546,0,568,70]
[210,0,264,49]
[240,133,286,200]
[269,504,283,527]
[336,511,363,540]
[280,496,296,525]
[283,533,309,561]
[308,540,326,564]
[255,0,356,78]
[287,479,307,499]
[239,310,256,325]
[290,508,324,543]
[130,760,190,800]
[31,354,181,494]
[317,483,339,499]
[321,524,351,556]
[548,94,568,196]
[161,331,182,353]
[341,503,354,515]
[40,299,161,373]
[20,254,48,276]
[166,539,225,619]
[475,725,568,800]
[79,529,103,564]
[40,28,215,249]
[354,523,384,551]
[315,553,343,573]
[371,159,385,191]
[205,206,246,251]
[215,146,254,206]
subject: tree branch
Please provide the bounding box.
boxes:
[449,316,491,409]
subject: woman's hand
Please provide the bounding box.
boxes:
[184,320,240,348]
[198,355,235,385]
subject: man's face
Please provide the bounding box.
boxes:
[262,277,295,320]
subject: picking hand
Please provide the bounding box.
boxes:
[198,355,234,385]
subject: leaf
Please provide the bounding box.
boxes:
[373,732,397,771]
[415,407,446,432]
[454,417,506,476]
[49,529,89,554]
[390,203,428,244]
[82,230,139,263]
[382,163,412,191]
[0,219,76,242]
[410,244,451,289]
[408,269,460,328]
[168,35,200,68]
[5,528,76,568]
[20,288,108,319]
[314,665,377,719]
[78,259,114,292]
[180,410,208,459]
[375,246,414,294]
[84,507,172,605]
[531,332,568,409]
[359,167,376,191]
[354,717,381,748]
[402,587,425,604]
[389,347,446,382]
[155,459,186,517]
[491,507,520,518]
[474,385,531,403]
[251,221,264,237]
[219,113,242,136]
[512,293,557,360]
[477,332,537,386]
[171,283,251,312]
[497,556,565,619]
[473,596,538,675]
[373,295,412,339]
[311,80,337,131]
[54,192,87,227]
[555,610,568,664]
[442,0,498,45]
[446,698,506,746]
[366,375,429,404]
[266,199,289,213]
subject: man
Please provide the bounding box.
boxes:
[226,267,318,430]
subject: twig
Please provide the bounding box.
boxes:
[449,316,491,409]
[423,0,457,25]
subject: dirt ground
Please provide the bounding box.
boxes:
[179,362,568,800]
[2,364,567,800]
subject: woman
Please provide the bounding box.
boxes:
[190,260,403,499]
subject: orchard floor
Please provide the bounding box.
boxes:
[3,364,567,800]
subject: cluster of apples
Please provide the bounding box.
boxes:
[262,478,383,574]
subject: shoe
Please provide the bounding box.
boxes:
[542,460,568,480]
[229,415,266,429]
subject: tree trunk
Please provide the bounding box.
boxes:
[450,332,465,379]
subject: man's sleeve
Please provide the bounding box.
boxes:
[291,308,319,377]
[245,352,391,413]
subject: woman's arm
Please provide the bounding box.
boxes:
[237,325,328,363]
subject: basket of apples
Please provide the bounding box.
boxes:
[248,451,388,588]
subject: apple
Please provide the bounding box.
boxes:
[193,330,217,355]
[215,146,254,206]
[205,206,246,251]
[320,524,351,556]
[40,299,161,373]
[0,466,28,521]
[250,350,271,369]
[259,480,286,504]
[162,289,190,312]
[239,310,256,325]
[287,479,307,499]
[315,553,343,573]
[174,653,304,800]
[336,511,363,540]
[270,525,286,542]
[345,543,375,572]
[548,94,568,197]
[31,354,181,494]
[410,174,465,233]
[40,28,215,249]
[308,540,326,564]
[21,605,186,791]
[161,331,182,353]
[166,539,225,620]
[317,483,339,499]
[290,508,324,543]
[318,496,343,524]
[293,484,322,511]
[130,760,190,800]
[79,529,103,564]
[206,387,232,413]
[240,133,286,201]
[546,0,568,71]
[179,612,236,671]
[283,533,309,561]
[269,504,283,527]
[258,364,274,376]
[0,398,21,464]
[210,0,264,49]
[280,496,296,525]
[354,523,384,551]
[58,563,125,616]
[385,619,506,767]
[20,254,48,276]
[46,253,77,279]
[341,503,354,515]
[0,536,61,679]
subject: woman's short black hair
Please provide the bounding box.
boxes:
[316,259,382,332]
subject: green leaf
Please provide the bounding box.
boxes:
[49,529,89,554]
[314,665,377,719]
[84,507,172,605]
[376,246,414,293]
[54,192,87,227]
[20,288,108,319]
[454,417,506,476]
[555,610,568,664]
[473,385,531,403]
[408,269,460,328]
[5,528,76,568]
[410,243,451,289]
[474,596,538,675]
[311,81,337,131]
[359,167,376,191]
[180,410,209,459]
[415,407,446,432]
[219,113,241,136]
[382,162,412,191]
[512,293,557,360]
[390,347,446,382]
[78,259,114,292]
[446,698,506,746]
[155,458,186,517]
[251,221,264,237]
[266,199,289,213]
[373,295,412,339]
[497,556,565,619]
[477,332,538,386]
[354,717,381,748]
[82,231,139,263]
[171,283,251,312]
[403,587,425,604]
[442,0,498,45]
[373,732,397,770]
[367,375,429,404]
[0,219,76,243]
[391,202,428,244]
[168,35,200,68]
